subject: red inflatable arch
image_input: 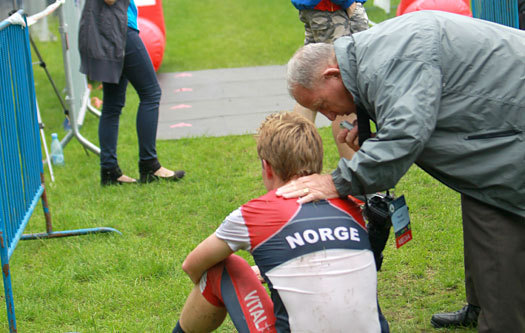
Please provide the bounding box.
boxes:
[397,0,418,16]
[136,0,166,71]
[397,0,472,17]
[137,17,166,72]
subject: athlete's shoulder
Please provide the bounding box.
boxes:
[239,190,302,247]
[326,197,367,229]
[241,190,301,224]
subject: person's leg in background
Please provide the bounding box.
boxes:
[122,28,185,183]
[99,75,137,185]
[461,194,525,332]
[293,103,317,123]
[433,195,525,330]
[174,255,276,333]
[349,2,369,33]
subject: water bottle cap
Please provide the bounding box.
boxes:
[52,133,58,139]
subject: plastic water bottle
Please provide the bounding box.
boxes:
[50,133,65,166]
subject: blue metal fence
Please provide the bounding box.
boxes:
[471,0,520,28]
[0,11,121,332]
[0,12,43,332]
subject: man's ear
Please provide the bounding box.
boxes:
[321,67,341,79]
[262,159,274,179]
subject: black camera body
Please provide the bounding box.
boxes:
[363,193,394,271]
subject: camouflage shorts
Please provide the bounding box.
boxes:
[349,3,369,34]
[299,3,369,45]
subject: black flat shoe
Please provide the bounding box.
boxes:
[101,166,137,186]
[139,159,185,183]
[431,304,480,328]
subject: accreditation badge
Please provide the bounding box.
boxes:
[389,195,412,248]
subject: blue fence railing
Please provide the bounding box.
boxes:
[0,11,43,332]
[471,0,520,28]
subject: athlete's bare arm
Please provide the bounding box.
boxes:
[182,234,234,284]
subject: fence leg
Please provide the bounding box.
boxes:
[40,173,53,234]
[20,173,122,241]
[0,231,17,333]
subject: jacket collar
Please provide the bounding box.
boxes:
[334,36,362,108]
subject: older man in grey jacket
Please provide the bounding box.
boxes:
[279,10,525,332]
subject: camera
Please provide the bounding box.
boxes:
[364,193,393,228]
[363,193,394,271]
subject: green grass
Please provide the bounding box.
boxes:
[161,0,305,71]
[4,1,475,331]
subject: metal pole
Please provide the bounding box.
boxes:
[29,34,70,119]
[57,3,100,155]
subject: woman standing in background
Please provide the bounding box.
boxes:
[79,0,185,185]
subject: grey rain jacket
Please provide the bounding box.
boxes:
[331,11,525,218]
[78,0,130,84]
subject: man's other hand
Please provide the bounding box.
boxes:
[337,123,360,152]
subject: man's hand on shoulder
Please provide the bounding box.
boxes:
[275,174,339,204]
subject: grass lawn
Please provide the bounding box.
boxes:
[3,0,475,331]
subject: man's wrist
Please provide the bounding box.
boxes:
[331,168,350,198]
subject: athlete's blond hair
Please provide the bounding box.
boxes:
[257,112,323,182]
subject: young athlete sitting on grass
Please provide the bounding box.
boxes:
[172,112,388,332]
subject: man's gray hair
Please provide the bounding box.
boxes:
[286,43,336,94]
